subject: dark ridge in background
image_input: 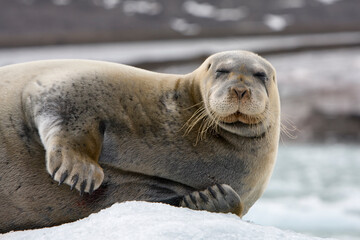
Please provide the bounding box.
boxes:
[0,0,359,47]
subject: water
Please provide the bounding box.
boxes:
[244,144,360,240]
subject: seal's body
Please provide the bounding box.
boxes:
[0,51,280,232]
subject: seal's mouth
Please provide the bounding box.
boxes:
[216,109,270,137]
[219,111,264,125]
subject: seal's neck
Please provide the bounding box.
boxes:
[159,71,202,107]
[181,72,203,105]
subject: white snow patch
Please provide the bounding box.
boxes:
[170,18,201,36]
[183,1,214,18]
[315,0,341,5]
[123,1,162,16]
[93,0,121,9]
[1,201,329,240]
[183,1,247,21]
[264,14,290,31]
[52,0,71,6]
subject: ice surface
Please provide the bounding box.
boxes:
[1,201,330,240]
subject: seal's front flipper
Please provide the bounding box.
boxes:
[46,138,104,195]
[37,116,104,195]
[180,184,243,216]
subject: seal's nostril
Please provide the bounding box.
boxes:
[240,90,247,99]
[231,87,249,100]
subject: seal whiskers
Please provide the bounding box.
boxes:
[197,109,220,143]
[181,103,221,145]
[280,116,299,141]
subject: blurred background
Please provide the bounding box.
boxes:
[1,0,359,239]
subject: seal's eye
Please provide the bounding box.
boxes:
[216,69,230,78]
[253,72,267,81]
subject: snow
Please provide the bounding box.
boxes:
[183,1,247,21]
[183,1,214,18]
[1,201,330,240]
[264,14,290,31]
[93,0,121,9]
[170,18,201,36]
[123,1,162,16]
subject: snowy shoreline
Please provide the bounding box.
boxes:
[1,32,359,68]
[1,201,332,240]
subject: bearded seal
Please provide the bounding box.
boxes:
[0,50,280,232]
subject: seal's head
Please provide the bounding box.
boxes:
[195,50,280,137]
